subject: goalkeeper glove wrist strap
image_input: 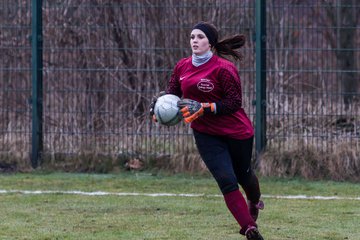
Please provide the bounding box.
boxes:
[202,103,216,114]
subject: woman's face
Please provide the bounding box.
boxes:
[190,29,211,55]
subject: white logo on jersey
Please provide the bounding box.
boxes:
[197,78,214,92]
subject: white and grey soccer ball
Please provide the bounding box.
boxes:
[154,94,181,126]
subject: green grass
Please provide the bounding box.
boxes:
[0,172,359,240]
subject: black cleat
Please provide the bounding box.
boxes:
[245,226,264,240]
[248,200,264,222]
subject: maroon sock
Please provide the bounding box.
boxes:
[223,189,256,232]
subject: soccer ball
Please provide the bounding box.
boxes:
[154,94,182,126]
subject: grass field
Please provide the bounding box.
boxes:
[0,172,359,240]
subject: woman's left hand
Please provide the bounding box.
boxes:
[177,99,215,123]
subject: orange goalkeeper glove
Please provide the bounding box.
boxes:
[177,99,216,123]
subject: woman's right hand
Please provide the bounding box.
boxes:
[149,91,166,122]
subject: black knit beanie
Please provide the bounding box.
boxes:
[192,22,218,47]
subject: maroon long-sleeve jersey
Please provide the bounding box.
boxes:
[166,55,254,140]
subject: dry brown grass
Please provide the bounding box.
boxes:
[259,139,360,182]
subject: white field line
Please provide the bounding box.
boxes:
[0,189,359,201]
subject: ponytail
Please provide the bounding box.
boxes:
[214,34,246,61]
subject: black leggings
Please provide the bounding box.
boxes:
[193,130,256,195]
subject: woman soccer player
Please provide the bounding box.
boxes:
[150,21,264,240]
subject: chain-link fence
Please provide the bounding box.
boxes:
[1,1,359,179]
[263,0,359,180]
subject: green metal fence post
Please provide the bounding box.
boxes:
[255,0,266,162]
[31,0,43,168]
